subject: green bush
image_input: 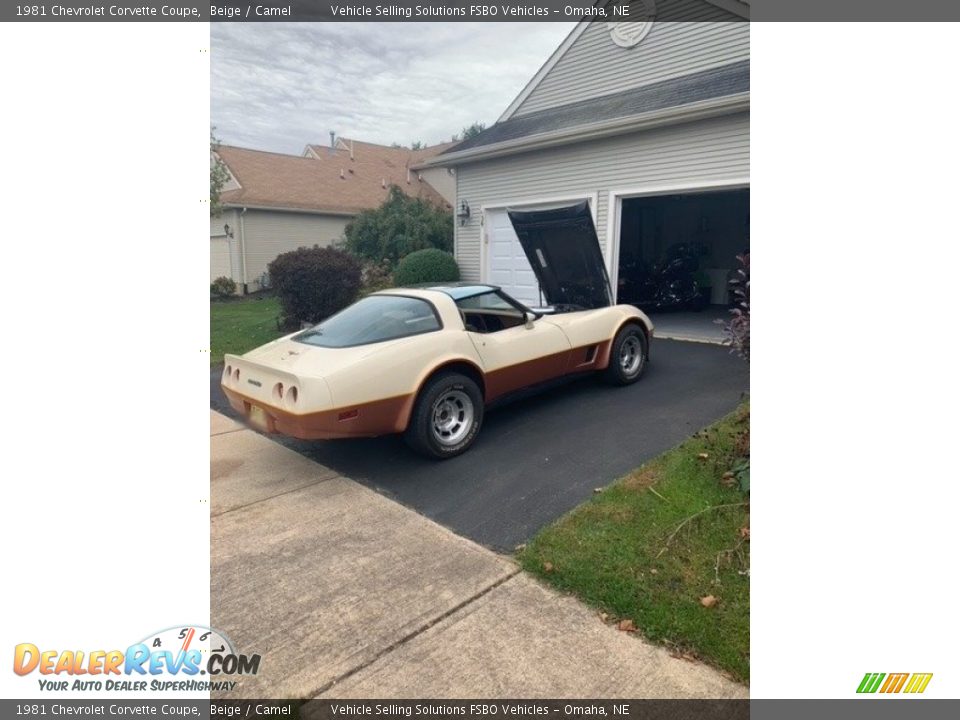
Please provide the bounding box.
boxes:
[394,249,460,286]
[210,276,237,298]
[360,259,394,294]
[344,186,453,264]
[268,246,361,327]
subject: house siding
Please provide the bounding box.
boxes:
[513,20,749,117]
[419,166,456,205]
[210,209,240,286]
[454,112,749,282]
[238,209,350,290]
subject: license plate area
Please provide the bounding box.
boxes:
[247,404,272,433]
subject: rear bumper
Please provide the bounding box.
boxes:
[221,385,414,440]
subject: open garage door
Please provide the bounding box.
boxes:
[615,187,749,311]
[484,200,594,308]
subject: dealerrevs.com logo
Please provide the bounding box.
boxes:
[857,672,933,694]
[13,625,260,693]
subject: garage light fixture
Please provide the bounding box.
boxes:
[457,200,471,226]
[223,223,234,238]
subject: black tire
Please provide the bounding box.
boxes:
[404,372,484,459]
[602,324,648,386]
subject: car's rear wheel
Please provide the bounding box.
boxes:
[404,372,484,459]
[602,324,648,386]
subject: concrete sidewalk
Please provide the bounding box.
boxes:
[210,411,747,700]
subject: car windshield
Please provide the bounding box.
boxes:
[294,295,441,348]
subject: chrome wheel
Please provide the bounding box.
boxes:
[431,389,474,446]
[620,335,643,377]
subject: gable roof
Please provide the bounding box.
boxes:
[425,60,748,167]
[216,141,451,215]
[499,1,749,123]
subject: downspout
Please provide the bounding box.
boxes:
[239,207,249,294]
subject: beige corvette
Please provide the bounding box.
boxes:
[221,202,654,458]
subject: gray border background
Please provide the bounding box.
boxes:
[6,0,960,21]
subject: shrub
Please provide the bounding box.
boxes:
[719,253,749,359]
[344,186,453,265]
[210,276,237,298]
[268,246,361,327]
[393,249,460,286]
[361,259,394,294]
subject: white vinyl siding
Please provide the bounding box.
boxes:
[455,112,749,283]
[210,238,232,282]
[210,209,241,284]
[418,166,456,205]
[514,21,749,117]
[240,210,350,290]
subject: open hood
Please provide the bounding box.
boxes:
[508,201,613,310]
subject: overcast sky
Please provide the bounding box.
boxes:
[211,23,575,154]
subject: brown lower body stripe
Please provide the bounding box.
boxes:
[221,387,415,440]
[484,340,613,402]
[221,338,621,440]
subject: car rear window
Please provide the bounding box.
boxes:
[294,295,441,348]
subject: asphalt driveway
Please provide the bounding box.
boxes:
[210,339,748,551]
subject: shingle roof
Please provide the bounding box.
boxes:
[217,140,451,215]
[445,60,749,155]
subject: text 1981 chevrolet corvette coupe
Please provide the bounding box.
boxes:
[221,202,654,458]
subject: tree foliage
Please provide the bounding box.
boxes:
[461,122,486,140]
[343,186,453,265]
[210,128,231,217]
[451,122,487,142]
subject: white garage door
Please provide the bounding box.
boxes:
[485,208,543,307]
[485,202,596,307]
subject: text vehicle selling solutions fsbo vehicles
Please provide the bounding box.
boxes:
[221,203,654,458]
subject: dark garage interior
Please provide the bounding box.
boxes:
[616,188,750,311]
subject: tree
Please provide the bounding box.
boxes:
[410,140,425,150]
[344,186,453,265]
[210,128,230,217]
[461,122,486,140]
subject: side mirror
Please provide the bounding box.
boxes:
[523,311,536,329]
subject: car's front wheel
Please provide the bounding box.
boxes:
[404,372,484,459]
[602,324,648,386]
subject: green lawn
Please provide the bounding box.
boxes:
[518,402,750,682]
[210,295,284,366]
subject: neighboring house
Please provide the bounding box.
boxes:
[417,1,750,309]
[211,139,453,293]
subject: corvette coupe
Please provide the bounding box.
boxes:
[221,202,654,458]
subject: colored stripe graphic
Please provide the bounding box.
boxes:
[856,673,885,693]
[880,673,909,693]
[904,673,933,694]
[857,672,932,694]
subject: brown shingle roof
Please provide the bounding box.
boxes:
[217,140,451,215]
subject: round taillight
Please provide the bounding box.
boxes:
[287,386,298,405]
[233,368,240,383]
[273,382,284,401]
[224,365,232,382]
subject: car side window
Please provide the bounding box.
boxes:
[456,291,526,334]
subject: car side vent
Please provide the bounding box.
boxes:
[584,345,598,363]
